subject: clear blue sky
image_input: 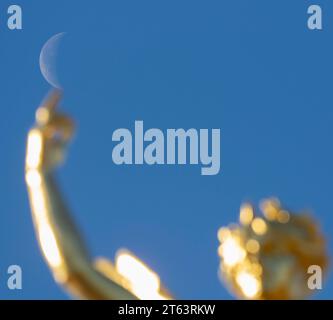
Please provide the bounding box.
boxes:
[0,0,332,299]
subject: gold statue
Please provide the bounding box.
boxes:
[26,91,328,300]
[217,199,328,299]
[25,90,172,300]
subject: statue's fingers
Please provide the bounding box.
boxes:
[36,89,63,126]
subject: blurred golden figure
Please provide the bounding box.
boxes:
[25,91,172,300]
[218,199,328,299]
[26,91,328,300]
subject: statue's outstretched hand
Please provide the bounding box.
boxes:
[26,90,75,172]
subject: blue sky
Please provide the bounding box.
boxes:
[0,0,332,299]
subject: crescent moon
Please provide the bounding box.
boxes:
[39,32,66,89]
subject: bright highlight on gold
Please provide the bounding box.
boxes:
[236,271,261,299]
[115,250,169,300]
[26,130,43,169]
[218,237,246,268]
[251,218,267,235]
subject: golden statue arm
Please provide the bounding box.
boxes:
[25,91,136,300]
